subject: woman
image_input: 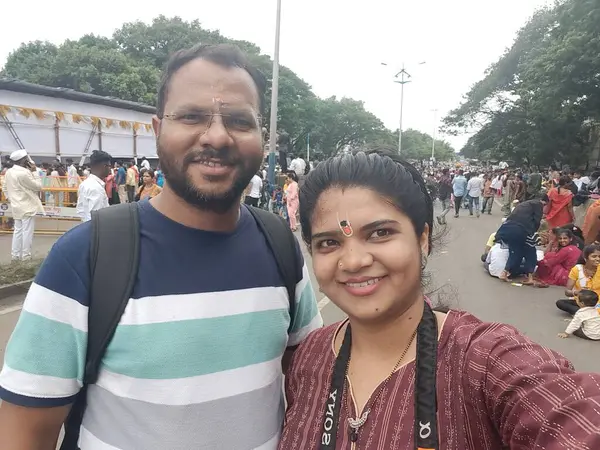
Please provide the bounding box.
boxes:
[556,243,600,315]
[285,171,299,231]
[582,198,600,245]
[534,228,581,287]
[545,175,575,229]
[136,169,161,201]
[279,150,600,450]
[495,197,546,283]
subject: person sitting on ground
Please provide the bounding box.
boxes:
[558,289,600,341]
[534,228,581,287]
[495,196,547,283]
[481,232,496,263]
[556,243,600,315]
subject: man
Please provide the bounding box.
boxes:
[125,161,137,202]
[436,168,453,225]
[0,44,321,450]
[288,153,306,179]
[466,172,483,218]
[244,171,263,207]
[2,149,43,261]
[481,174,494,215]
[452,169,467,218]
[75,150,111,222]
[115,161,127,204]
[140,156,151,171]
[66,158,79,205]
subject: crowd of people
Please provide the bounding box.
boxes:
[0,150,165,260]
[424,164,600,342]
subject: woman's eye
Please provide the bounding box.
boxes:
[317,239,339,249]
[369,229,391,239]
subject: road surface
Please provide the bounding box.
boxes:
[1,211,599,373]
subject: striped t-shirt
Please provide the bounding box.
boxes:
[0,200,323,449]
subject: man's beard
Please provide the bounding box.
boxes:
[158,141,262,214]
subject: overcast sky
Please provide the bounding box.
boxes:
[1,0,551,151]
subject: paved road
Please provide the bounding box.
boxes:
[1,212,599,373]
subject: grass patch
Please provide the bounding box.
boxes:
[0,259,43,286]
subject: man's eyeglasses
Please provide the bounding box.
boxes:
[162,111,262,135]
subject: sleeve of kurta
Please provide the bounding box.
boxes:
[466,323,600,449]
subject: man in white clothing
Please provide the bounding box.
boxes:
[76,150,112,222]
[3,149,44,261]
[288,154,306,178]
[244,172,263,207]
[466,174,484,218]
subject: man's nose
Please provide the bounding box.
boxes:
[198,115,234,149]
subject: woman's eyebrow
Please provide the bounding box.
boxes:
[312,219,400,240]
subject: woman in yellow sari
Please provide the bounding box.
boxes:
[556,243,600,315]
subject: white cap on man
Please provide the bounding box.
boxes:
[9,149,28,162]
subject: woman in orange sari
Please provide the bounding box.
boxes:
[545,175,575,229]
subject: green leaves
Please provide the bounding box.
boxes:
[444,0,600,167]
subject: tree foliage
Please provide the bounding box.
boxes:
[1,16,455,159]
[443,0,600,167]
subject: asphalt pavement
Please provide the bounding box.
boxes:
[1,208,599,373]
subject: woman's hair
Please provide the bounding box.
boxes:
[556,228,574,240]
[558,175,571,187]
[578,289,599,307]
[299,149,433,254]
[287,171,299,183]
[143,169,155,180]
[562,223,584,240]
[577,243,600,264]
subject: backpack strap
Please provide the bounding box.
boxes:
[61,203,140,450]
[246,206,300,333]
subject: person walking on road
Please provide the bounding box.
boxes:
[452,169,467,218]
[114,161,127,204]
[76,150,112,222]
[0,43,322,450]
[466,173,483,217]
[278,149,600,450]
[2,149,43,261]
[125,161,137,202]
[436,168,453,225]
[481,174,494,214]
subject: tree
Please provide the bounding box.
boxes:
[1,16,412,160]
[444,0,600,167]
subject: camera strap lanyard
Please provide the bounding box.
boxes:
[319,301,439,450]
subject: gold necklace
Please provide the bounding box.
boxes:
[344,326,418,443]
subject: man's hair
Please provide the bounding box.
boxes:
[157,44,267,118]
[89,150,111,166]
[66,158,73,164]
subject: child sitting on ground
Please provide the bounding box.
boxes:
[558,289,600,341]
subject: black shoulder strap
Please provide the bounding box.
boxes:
[61,203,140,450]
[246,206,299,333]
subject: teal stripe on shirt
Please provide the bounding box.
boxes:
[103,308,289,379]
[5,311,86,381]
[291,281,319,333]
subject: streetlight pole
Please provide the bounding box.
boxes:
[382,62,425,155]
[431,108,438,160]
[267,0,282,185]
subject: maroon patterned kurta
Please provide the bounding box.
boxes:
[279,311,600,449]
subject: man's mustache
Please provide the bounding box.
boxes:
[182,148,239,168]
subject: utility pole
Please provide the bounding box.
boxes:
[267,0,282,185]
[431,108,438,161]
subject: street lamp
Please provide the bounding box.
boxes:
[267,0,282,185]
[381,61,426,155]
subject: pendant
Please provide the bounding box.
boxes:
[347,409,370,441]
